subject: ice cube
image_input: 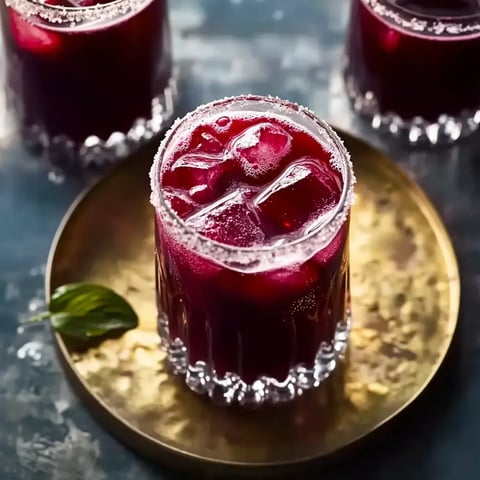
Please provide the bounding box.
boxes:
[254,157,341,236]
[313,222,348,266]
[162,153,234,204]
[163,187,198,218]
[9,11,60,54]
[189,127,224,154]
[228,122,292,179]
[218,261,319,306]
[185,188,264,247]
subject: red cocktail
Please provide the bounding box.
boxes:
[0,0,174,168]
[150,96,355,406]
[345,0,480,144]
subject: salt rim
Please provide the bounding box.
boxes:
[364,0,480,36]
[5,0,148,26]
[149,94,356,274]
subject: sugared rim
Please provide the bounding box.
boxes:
[364,0,480,36]
[149,95,356,273]
[5,0,148,26]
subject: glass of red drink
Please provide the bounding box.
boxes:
[344,0,480,144]
[0,0,175,168]
[150,95,355,406]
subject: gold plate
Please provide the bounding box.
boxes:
[46,131,460,475]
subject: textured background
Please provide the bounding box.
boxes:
[0,0,479,478]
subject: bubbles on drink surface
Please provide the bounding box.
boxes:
[227,122,292,179]
[214,115,232,130]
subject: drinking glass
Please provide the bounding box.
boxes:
[150,95,355,406]
[344,0,480,144]
[0,0,176,168]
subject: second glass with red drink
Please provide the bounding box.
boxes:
[0,0,175,167]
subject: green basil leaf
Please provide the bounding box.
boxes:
[47,283,138,340]
[50,312,131,340]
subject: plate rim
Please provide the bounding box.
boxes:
[44,128,461,473]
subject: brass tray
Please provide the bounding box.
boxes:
[46,131,460,476]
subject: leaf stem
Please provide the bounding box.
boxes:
[22,311,51,325]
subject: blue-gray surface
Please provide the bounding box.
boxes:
[1,0,480,478]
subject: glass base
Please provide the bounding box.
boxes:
[344,72,480,145]
[158,312,351,406]
[19,72,178,171]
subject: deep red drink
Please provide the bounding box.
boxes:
[0,0,174,167]
[150,96,355,406]
[345,0,480,143]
